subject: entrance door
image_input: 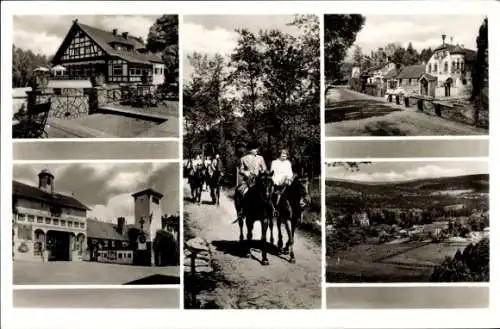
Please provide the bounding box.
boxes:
[445,78,453,97]
[46,230,71,261]
[420,79,428,96]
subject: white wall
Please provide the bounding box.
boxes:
[153,63,165,85]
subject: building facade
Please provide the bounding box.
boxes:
[13,169,89,262]
[13,170,178,266]
[421,34,475,98]
[51,19,165,86]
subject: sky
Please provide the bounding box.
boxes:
[348,14,486,59]
[13,15,159,56]
[325,161,488,182]
[182,15,302,82]
[13,163,179,224]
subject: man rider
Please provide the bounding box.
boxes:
[212,154,224,176]
[270,149,294,213]
[235,141,267,220]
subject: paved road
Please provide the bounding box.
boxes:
[325,87,488,137]
[184,181,321,309]
[14,260,180,285]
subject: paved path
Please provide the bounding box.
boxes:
[184,181,321,309]
[325,87,488,136]
[14,260,180,285]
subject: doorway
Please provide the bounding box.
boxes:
[445,78,453,97]
[46,230,71,261]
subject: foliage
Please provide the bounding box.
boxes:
[12,45,51,88]
[146,15,179,86]
[430,238,489,282]
[324,14,366,80]
[18,242,29,253]
[184,15,320,184]
[471,17,488,126]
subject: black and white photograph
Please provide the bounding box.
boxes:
[12,15,179,138]
[182,15,321,309]
[324,14,489,137]
[12,162,181,285]
[14,288,180,309]
[325,160,489,283]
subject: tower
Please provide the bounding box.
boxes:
[38,169,55,194]
[132,188,164,266]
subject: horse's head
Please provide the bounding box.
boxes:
[295,175,311,209]
[255,170,274,200]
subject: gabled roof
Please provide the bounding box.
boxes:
[396,64,426,79]
[77,23,164,64]
[132,188,164,199]
[86,218,129,241]
[53,21,164,65]
[433,43,476,62]
[385,68,399,79]
[13,180,89,211]
[419,73,438,81]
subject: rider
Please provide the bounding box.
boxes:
[270,149,294,213]
[212,153,223,176]
[235,141,267,220]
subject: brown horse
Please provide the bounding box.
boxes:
[271,174,311,263]
[235,170,274,265]
[188,164,205,205]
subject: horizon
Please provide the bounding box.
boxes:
[326,172,489,185]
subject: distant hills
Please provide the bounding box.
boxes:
[326,174,489,197]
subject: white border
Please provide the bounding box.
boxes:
[2,1,499,329]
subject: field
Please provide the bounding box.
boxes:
[382,242,468,267]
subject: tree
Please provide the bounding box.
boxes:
[419,47,433,63]
[353,45,363,67]
[370,47,387,67]
[324,14,366,81]
[146,15,179,85]
[384,42,401,60]
[12,45,51,88]
[471,17,488,126]
[229,29,264,137]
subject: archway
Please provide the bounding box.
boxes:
[420,79,429,96]
[445,77,453,97]
[34,229,46,257]
[76,233,86,256]
[46,230,71,261]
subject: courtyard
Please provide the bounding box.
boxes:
[14,260,180,285]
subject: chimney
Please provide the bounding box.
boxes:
[121,32,128,39]
[112,29,118,36]
[117,217,126,236]
[441,34,446,44]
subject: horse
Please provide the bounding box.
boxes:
[188,164,205,205]
[205,165,222,206]
[271,174,311,263]
[235,170,275,265]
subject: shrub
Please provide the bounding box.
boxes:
[430,237,489,282]
[17,242,29,253]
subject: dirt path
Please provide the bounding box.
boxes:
[184,180,321,309]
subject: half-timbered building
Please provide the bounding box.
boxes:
[51,19,165,86]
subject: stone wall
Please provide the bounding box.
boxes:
[36,92,89,120]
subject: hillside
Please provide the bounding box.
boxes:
[326,174,489,210]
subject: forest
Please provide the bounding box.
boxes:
[183,15,320,185]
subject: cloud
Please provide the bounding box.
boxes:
[183,22,237,55]
[348,15,485,58]
[13,15,158,56]
[87,193,135,224]
[328,164,467,182]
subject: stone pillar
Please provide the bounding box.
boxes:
[88,88,99,115]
